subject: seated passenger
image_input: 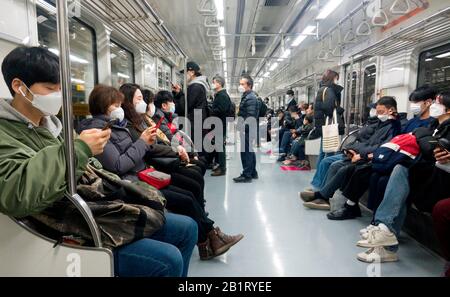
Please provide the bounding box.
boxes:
[433,198,450,277]
[0,46,197,277]
[300,97,401,211]
[278,106,304,162]
[356,93,450,263]
[303,104,381,193]
[79,85,244,261]
[282,115,314,169]
[367,85,438,211]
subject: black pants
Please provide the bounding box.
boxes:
[161,185,214,243]
[341,163,373,203]
[240,126,257,178]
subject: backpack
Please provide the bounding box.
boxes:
[227,99,236,118]
[372,133,421,174]
[257,98,268,118]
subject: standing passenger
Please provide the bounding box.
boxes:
[234,75,259,183]
[210,75,232,177]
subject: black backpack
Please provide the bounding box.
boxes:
[257,98,268,118]
[227,99,236,118]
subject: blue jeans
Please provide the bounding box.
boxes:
[114,213,198,277]
[280,131,293,155]
[311,153,344,191]
[291,140,306,161]
[374,165,409,252]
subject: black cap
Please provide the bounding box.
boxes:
[180,61,200,74]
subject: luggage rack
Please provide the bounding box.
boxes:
[352,6,450,58]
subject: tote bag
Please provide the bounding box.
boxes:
[321,88,341,153]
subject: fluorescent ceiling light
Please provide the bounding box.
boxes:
[264,72,270,78]
[219,27,226,47]
[223,61,228,72]
[316,0,344,20]
[222,48,227,59]
[292,26,316,47]
[118,72,130,79]
[436,52,450,58]
[270,63,279,71]
[37,0,56,14]
[388,67,404,72]
[280,49,291,60]
[425,58,433,62]
[71,78,85,84]
[215,0,224,21]
[49,48,89,64]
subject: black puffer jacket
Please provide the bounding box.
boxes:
[78,115,151,181]
[409,118,450,212]
[346,118,401,159]
[238,90,259,120]
[311,82,345,139]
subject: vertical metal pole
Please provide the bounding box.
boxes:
[56,0,76,196]
[183,57,188,125]
[345,57,354,135]
[56,0,103,248]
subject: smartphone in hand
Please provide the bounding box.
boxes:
[154,116,165,130]
[102,119,118,130]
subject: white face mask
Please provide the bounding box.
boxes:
[135,100,147,114]
[369,108,377,118]
[168,102,176,114]
[430,103,446,118]
[147,103,156,117]
[19,84,62,116]
[110,107,125,122]
[378,114,390,122]
[410,102,423,116]
[211,83,217,91]
[238,85,246,94]
[301,111,306,115]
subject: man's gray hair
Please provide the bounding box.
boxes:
[213,75,226,88]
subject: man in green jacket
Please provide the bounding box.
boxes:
[210,75,232,176]
[0,46,197,277]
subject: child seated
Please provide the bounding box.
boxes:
[283,115,314,169]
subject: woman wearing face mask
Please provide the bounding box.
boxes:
[310,70,345,140]
[78,85,157,182]
[119,85,206,209]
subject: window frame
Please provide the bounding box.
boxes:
[110,39,135,85]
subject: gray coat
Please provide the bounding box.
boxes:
[78,115,152,181]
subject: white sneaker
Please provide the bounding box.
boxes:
[360,225,379,240]
[357,246,399,263]
[357,228,399,248]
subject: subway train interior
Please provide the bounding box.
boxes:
[1,0,450,279]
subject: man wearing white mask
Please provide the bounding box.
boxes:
[404,85,435,133]
[172,62,209,154]
[210,75,232,177]
[234,75,259,183]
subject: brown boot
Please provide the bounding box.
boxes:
[208,227,244,257]
[197,239,215,261]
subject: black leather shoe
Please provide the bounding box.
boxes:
[233,175,252,183]
[252,172,259,179]
[327,203,362,221]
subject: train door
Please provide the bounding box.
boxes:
[344,58,378,128]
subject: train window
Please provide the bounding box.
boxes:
[37,6,97,105]
[418,43,450,94]
[110,41,134,89]
[307,86,314,104]
[362,65,377,123]
[157,59,172,90]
